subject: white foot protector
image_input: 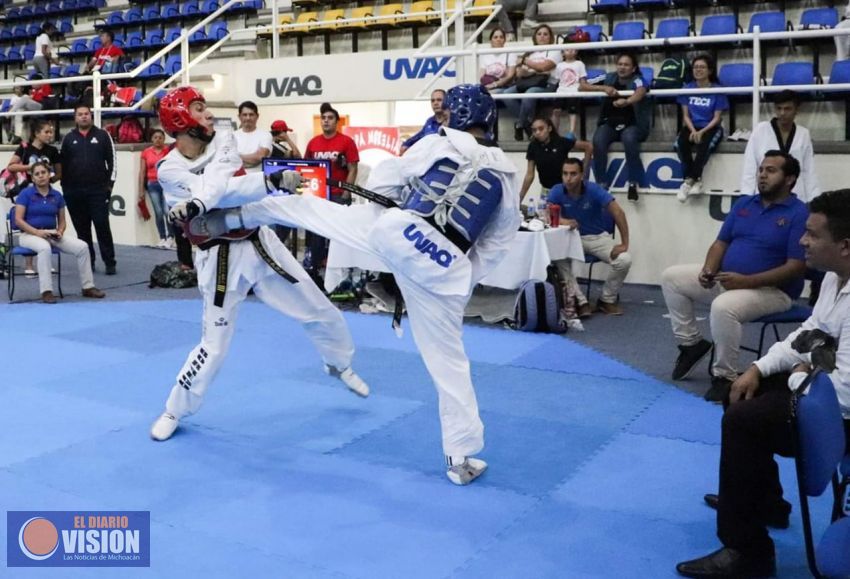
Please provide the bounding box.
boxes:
[325,365,370,397]
[150,412,179,441]
[446,457,488,485]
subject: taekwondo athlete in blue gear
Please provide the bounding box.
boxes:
[195,85,522,485]
[148,86,370,443]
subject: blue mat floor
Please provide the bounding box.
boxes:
[0,299,825,577]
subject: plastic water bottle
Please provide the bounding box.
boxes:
[537,193,549,227]
[525,194,538,219]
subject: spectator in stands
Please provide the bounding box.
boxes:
[580,52,650,202]
[519,116,592,203]
[675,188,850,579]
[14,162,106,303]
[84,29,125,74]
[32,22,57,79]
[479,28,517,93]
[59,103,118,275]
[139,128,172,249]
[400,89,449,154]
[501,24,561,141]
[662,151,808,403]
[8,84,43,143]
[550,43,589,139]
[676,54,728,203]
[549,157,631,316]
[741,90,821,202]
[835,1,850,61]
[303,102,359,280]
[7,119,61,276]
[234,100,272,172]
[495,0,538,40]
[269,120,301,159]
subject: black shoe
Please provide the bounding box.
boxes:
[514,125,523,141]
[627,183,639,201]
[704,376,732,404]
[676,547,775,578]
[672,339,713,380]
[105,264,117,275]
[703,494,791,529]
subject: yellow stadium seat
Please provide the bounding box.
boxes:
[370,3,404,28]
[407,1,438,25]
[312,8,346,32]
[286,10,319,34]
[339,6,374,31]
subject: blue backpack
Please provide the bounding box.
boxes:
[514,278,565,333]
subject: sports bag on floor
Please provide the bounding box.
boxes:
[514,279,565,333]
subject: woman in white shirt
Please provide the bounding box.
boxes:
[500,24,561,141]
[32,23,56,79]
[479,28,517,94]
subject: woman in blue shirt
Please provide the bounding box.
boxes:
[676,54,728,202]
[14,162,105,303]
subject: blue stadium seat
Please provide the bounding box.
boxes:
[6,46,24,64]
[95,10,125,30]
[164,27,182,44]
[143,6,162,25]
[58,18,73,35]
[800,7,839,29]
[69,37,90,55]
[718,62,754,87]
[160,3,181,23]
[576,24,604,42]
[47,1,62,15]
[90,37,102,52]
[771,61,816,86]
[5,7,19,22]
[748,11,788,34]
[189,27,210,45]
[62,62,80,77]
[200,0,221,15]
[209,20,229,40]
[591,0,629,12]
[829,59,850,85]
[655,17,690,39]
[181,0,201,21]
[639,66,654,85]
[700,14,739,36]
[631,0,670,8]
[163,54,182,75]
[124,31,144,51]
[23,45,35,61]
[125,7,143,25]
[0,28,13,43]
[144,29,165,48]
[612,21,646,41]
[26,25,42,39]
[12,26,28,40]
[585,68,607,84]
[138,59,165,79]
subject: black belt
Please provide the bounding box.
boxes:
[211,230,299,308]
[422,215,472,254]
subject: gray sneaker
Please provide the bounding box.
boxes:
[446,457,488,485]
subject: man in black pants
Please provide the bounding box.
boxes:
[676,189,850,578]
[59,104,117,274]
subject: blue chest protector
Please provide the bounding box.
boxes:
[401,157,503,249]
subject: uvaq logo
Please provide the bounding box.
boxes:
[403,223,454,268]
[383,57,457,80]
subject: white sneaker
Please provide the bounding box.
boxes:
[150,412,179,441]
[166,237,176,249]
[677,179,693,203]
[727,129,742,141]
[520,18,539,29]
[446,456,488,485]
[156,239,167,249]
[690,180,703,195]
[325,365,370,397]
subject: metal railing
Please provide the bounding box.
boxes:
[0,0,244,129]
[415,23,850,129]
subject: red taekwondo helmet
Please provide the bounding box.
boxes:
[158,86,212,142]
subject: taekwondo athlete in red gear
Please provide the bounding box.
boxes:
[194,85,521,484]
[149,86,369,442]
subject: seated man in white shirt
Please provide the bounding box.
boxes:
[676,188,850,579]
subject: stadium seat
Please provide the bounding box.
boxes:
[26,25,42,40]
[57,18,74,35]
[748,11,789,34]
[125,7,143,26]
[164,27,182,44]
[799,7,839,30]
[94,10,124,31]
[719,62,755,87]
[138,59,165,79]
[160,3,181,24]
[6,208,63,302]
[655,17,690,39]
[23,45,35,62]
[612,21,647,41]
[791,372,850,579]
[640,66,654,85]
[591,0,629,12]
[144,29,166,49]
[771,61,817,87]
[700,14,739,36]
[828,59,850,88]
[632,0,670,8]
[62,62,80,77]
[163,54,182,76]
[575,24,604,42]
[209,21,229,40]
[124,31,145,52]
[181,0,201,22]
[143,6,162,25]
[68,37,91,55]
[312,9,346,33]
[200,0,221,15]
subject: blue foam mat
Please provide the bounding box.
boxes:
[626,388,723,445]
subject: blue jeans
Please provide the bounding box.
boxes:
[146,181,168,240]
[502,85,549,131]
[592,124,647,187]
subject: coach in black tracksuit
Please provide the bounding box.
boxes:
[59,103,118,274]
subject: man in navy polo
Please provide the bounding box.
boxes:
[661,150,808,402]
[549,157,631,316]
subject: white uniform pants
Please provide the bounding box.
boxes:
[660,264,792,381]
[164,229,355,419]
[553,233,631,305]
[242,198,485,457]
[19,232,94,294]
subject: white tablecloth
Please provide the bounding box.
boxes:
[324,226,584,291]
